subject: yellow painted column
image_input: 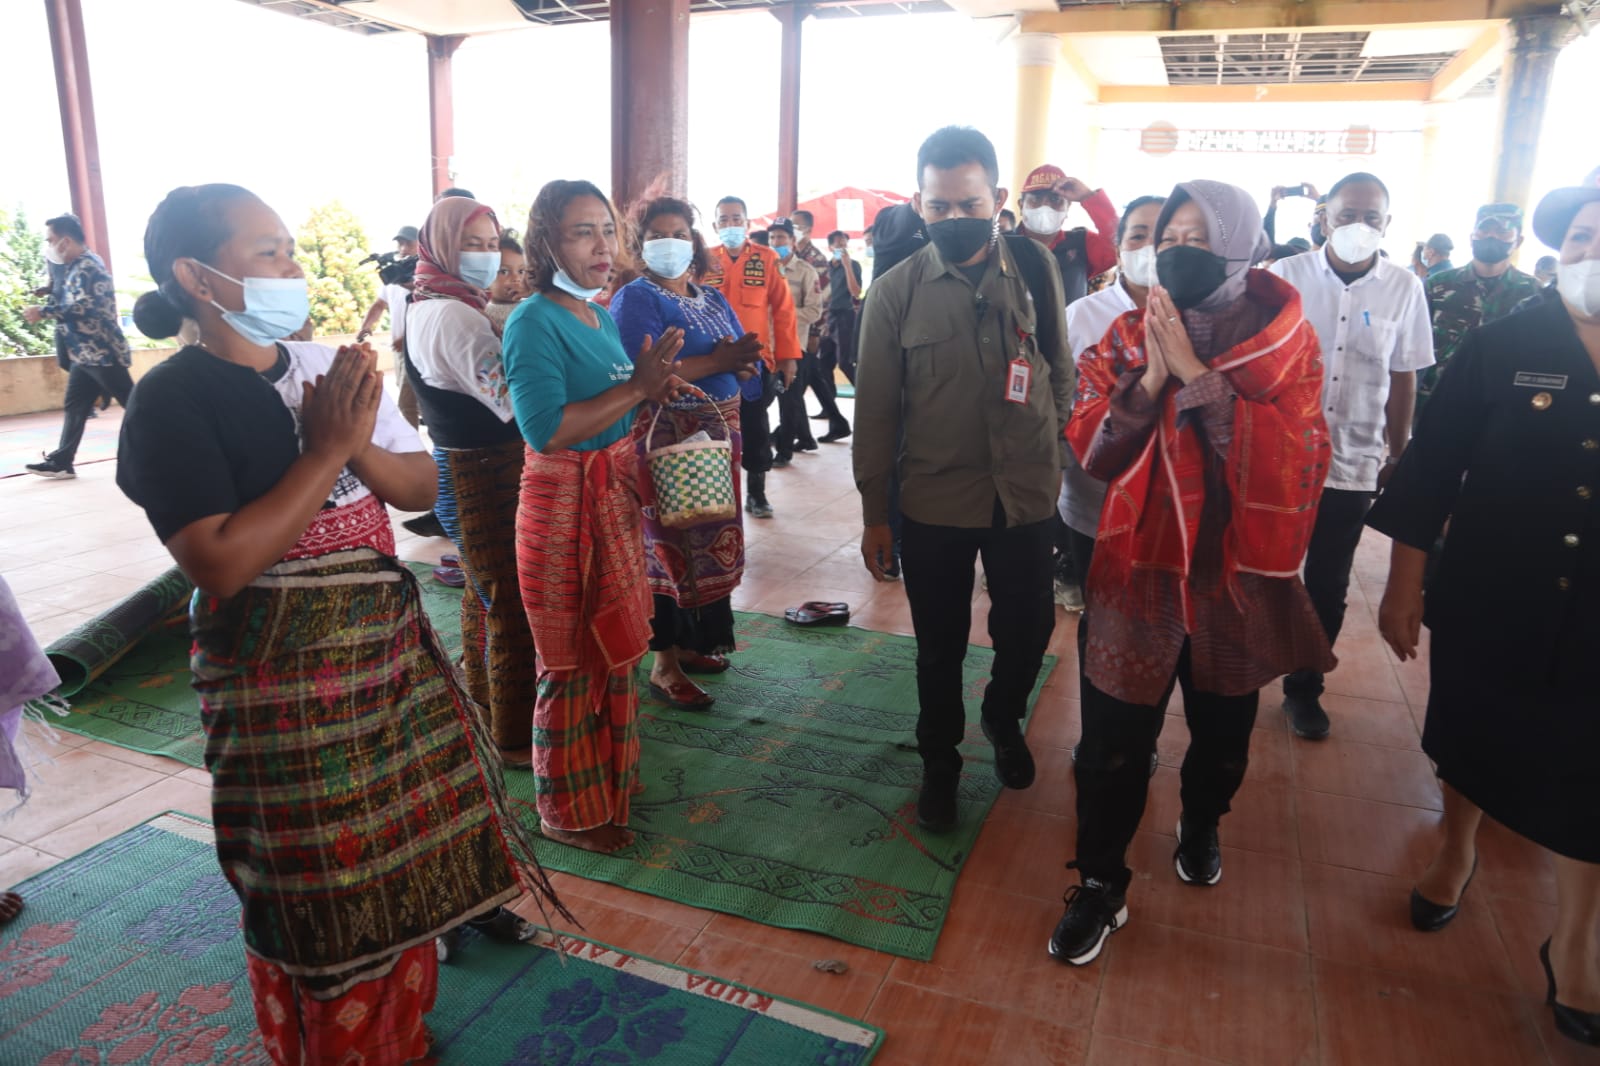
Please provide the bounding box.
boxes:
[1013,33,1059,193]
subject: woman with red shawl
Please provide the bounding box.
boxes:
[1049,180,1334,968]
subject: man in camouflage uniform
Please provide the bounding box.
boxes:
[1420,202,1541,410]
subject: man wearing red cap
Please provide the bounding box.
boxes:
[1015,165,1118,305]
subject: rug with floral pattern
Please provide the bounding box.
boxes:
[0,813,882,1065]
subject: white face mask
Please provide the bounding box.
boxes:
[1557,259,1600,317]
[1120,244,1158,288]
[42,240,65,265]
[1328,223,1384,264]
[1022,204,1068,234]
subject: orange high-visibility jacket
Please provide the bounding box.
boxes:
[703,242,800,369]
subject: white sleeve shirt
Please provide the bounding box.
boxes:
[402,299,514,423]
[1270,251,1435,492]
[383,283,412,341]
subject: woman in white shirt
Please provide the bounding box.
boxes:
[403,196,539,768]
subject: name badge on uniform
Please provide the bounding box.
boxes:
[1006,359,1031,404]
[1514,372,1568,389]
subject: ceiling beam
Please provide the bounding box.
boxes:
[1096,80,1435,103]
[1428,23,1506,98]
[1021,0,1550,36]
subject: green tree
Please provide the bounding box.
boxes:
[296,201,379,336]
[0,206,55,357]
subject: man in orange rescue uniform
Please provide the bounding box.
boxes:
[704,195,800,518]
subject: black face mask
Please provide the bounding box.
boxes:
[927,217,995,266]
[1471,236,1513,265]
[1156,245,1229,310]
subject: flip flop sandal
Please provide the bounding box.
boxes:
[441,554,460,568]
[649,679,716,710]
[785,605,850,627]
[800,601,850,616]
[680,652,731,674]
[432,566,466,588]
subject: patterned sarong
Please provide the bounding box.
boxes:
[247,941,437,1065]
[516,437,649,831]
[189,543,565,988]
[441,440,537,750]
[635,394,745,608]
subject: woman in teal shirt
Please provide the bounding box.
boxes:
[502,179,683,855]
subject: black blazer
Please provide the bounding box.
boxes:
[1366,297,1600,679]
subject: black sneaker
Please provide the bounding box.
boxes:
[744,498,774,520]
[402,511,448,539]
[1174,818,1222,886]
[1048,877,1128,966]
[24,456,75,480]
[980,716,1035,790]
[916,767,960,833]
[1283,692,1331,740]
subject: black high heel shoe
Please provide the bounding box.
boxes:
[1409,855,1477,932]
[1540,938,1600,1046]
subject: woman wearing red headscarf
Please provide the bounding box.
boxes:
[404,196,539,770]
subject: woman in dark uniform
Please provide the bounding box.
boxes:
[1369,183,1600,1048]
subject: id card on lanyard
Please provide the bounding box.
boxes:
[1006,359,1031,404]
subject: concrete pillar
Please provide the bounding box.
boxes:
[774,6,808,215]
[610,0,691,211]
[1492,14,1575,213]
[427,35,465,198]
[1012,33,1059,193]
[44,0,111,273]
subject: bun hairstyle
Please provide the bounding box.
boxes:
[132,184,256,340]
[525,180,629,292]
[630,195,710,281]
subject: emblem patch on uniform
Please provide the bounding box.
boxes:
[1514,372,1567,389]
[742,257,766,287]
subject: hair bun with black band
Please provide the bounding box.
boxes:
[132,288,185,340]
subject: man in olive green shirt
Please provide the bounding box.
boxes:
[854,126,1074,834]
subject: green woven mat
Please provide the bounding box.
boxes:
[0,813,882,1064]
[50,562,1053,959]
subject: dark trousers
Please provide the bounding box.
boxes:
[52,362,134,466]
[900,501,1056,772]
[1074,637,1259,890]
[1284,487,1375,698]
[826,306,858,384]
[1066,526,1096,588]
[772,363,818,459]
[803,349,848,428]
[741,375,776,504]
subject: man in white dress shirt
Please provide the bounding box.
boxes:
[1056,195,1168,611]
[1270,172,1435,740]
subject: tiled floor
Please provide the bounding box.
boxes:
[1,403,1594,1065]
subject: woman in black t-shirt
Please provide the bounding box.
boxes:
[117,184,565,1065]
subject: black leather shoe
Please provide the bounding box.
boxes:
[981,717,1035,790]
[1541,938,1600,1046]
[818,427,852,444]
[1283,692,1331,740]
[916,767,960,833]
[1174,818,1222,886]
[1409,855,1477,932]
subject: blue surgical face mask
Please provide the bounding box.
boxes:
[642,237,695,279]
[457,250,500,290]
[717,226,747,252]
[775,244,792,260]
[196,261,309,347]
[543,241,605,302]
[831,247,845,260]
